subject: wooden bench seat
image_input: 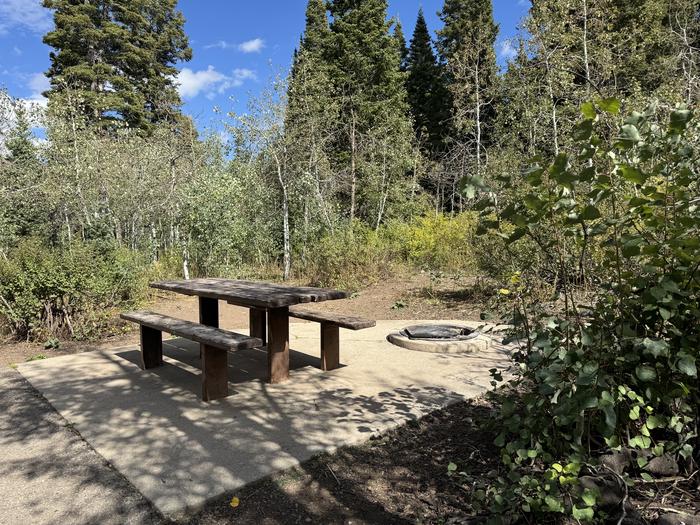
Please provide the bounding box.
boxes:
[288,306,376,371]
[120,311,262,401]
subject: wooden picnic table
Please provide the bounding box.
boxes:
[149,278,349,383]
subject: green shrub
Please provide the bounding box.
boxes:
[303,221,396,290]
[302,213,480,290]
[464,102,700,521]
[0,239,149,340]
[385,213,478,273]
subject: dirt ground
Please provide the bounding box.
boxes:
[0,272,485,368]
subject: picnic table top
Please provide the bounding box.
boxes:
[149,278,349,309]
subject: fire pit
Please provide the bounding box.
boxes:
[386,323,489,354]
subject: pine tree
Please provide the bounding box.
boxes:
[328,0,414,223]
[406,8,449,154]
[394,20,409,72]
[437,0,499,182]
[42,0,192,130]
[4,105,45,238]
[6,106,37,163]
[286,0,338,232]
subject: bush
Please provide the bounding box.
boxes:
[463,102,700,520]
[385,213,478,273]
[0,239,150,340]
[303,221,396,290]
[302,213,479,290]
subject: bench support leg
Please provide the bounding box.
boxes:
[249,308,267,346]
[140,325,163,369]
[320,322,340,371]
[267,307,289,384]
[201,344,228,401]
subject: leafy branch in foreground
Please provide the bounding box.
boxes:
[461,101,699,522]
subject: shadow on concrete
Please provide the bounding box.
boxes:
[0,370,164,525]
[114,337,338,397]
[13,325,512,521]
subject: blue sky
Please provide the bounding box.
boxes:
[0,0,530,131]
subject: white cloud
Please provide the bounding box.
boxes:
[13,46,22,55]
[176,66,256,99]
[0,0,52,34]
[232,68,256,85]
[204,40,235,50]
[28,73,50,97]
[204,38,265,54]
[238,38,265,54]
[177,66,227,99]
[21,72,50,109]
[498,40,517,61]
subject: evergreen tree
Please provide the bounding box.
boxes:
[394,20,409,72]
[328,0,414,223]
[6,106,37,163]
[406,8,449,154]
[42,0,192,130]
[285,0,338,232]
[4,105,45,239]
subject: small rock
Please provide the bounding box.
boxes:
[657,513,700,525]
[646,454,680,477]
[599,449,633,474]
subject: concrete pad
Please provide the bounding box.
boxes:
[17,320,512,519]
[0,369,162,525]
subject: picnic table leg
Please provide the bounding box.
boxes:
[198,297,228,400]
[267,306,290,384]
[140,325,163,369]
[320,322,340,371]
[199,297,219,327]
[201,344,228,401]
[249,308,267,345]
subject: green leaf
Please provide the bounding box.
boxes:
[659,307,672,321]
[646,415,666,430]
[631,435,652,449]
[581,488,597,507]
[581,102,597,120]
[629,406,640,421]
[573,506,595,520]
[598,98,621,114]
[573,119,594,141]
[619,164,645,184]
[447,462,457,472]
[618,124,642,146]
[602,404,617,432]
[677,353,697,377]
[550,154,569,177]
[459,175,485,199]
[636,364,657,382]
[641,338,669,358]
[545,495,564,513]
[669,109,692,132]
[581,205,601,220]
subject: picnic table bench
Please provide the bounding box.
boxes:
[121,279,374,402]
